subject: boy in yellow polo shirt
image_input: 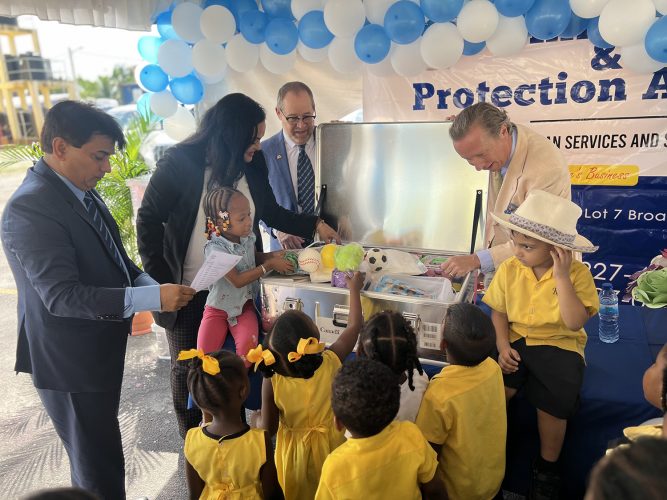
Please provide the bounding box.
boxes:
[416,302,507,500]
[315,359,445,500]
[482,190,599,500]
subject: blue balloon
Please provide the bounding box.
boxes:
[384,0,425,45]
[136,93,152,119]
[261,0,293,19]
[560,11,588,39]
[586,17,613,49]
[138,36,164,64]
[140,65,169,92]
[354,24,391,64]
[646,16,667,63]
[463,40,485,56]
[156,10,179,40]
[299,11,334,49]
[420,0,462,23]
[494,0,535,17]
[170,74,204,105]
[265,18,298,55]
[525,0,571,40]
[240,9,269,43]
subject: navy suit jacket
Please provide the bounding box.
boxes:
[1,159,142,392]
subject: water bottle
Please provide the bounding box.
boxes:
[598,283,619,343]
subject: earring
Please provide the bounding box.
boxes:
[219,210,230,232]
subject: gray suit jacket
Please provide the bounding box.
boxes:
[1,159,142,392]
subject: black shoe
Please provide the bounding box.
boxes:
[529,464,561,500]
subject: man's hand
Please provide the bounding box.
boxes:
[440,254,481,279]
[159,284,196,312]
[316,221,341,244]
[276,231,304,250]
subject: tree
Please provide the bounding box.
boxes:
[77,65,135,102]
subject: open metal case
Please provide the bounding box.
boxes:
[260,121,488,365]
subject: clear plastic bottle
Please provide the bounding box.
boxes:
[598,283,619,343]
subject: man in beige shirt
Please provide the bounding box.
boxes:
[441,102,571,278]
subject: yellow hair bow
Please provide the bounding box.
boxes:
[177,349,220,376]
[288,337,325,363]
[246,345,276,371]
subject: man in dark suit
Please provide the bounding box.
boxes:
[262,81,319,251]
[1,101,195,499]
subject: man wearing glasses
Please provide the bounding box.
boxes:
[263,81,319,250]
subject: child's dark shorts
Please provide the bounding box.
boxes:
[502,337,585,419]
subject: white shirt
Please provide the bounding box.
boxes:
[397,371,429,423]
[282,130,318,213]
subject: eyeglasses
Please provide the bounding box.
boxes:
[280,109,316,125]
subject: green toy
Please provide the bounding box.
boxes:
[283,251,299,274]
[334,243,364,272]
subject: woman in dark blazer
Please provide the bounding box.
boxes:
[137,93,338,437]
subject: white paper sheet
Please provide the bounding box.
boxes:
[190,251,242,292]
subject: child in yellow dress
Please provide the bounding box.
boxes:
[316,358,445,499]
[251,272,364,500]
[179,349,283,500]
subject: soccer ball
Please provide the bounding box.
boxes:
[365,248,388,272]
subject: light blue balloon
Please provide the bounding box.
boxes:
[463,40,485,56]
[240,9,269,44]
[136,93,152,119]
[261,0,293,19]
[494,0,535,17]
[170,74,204,105]
[586,17,613,49]
[138,36,164,64]
[420,0,462,22]
[525,0,571,40]
[646,16,667,63]
[265,18,298,55]
[354,24,391,64]
[298,10,333,49]
[384,0,425,45]
[155,10,179,40]
[560,11,588,39]
[140,64,169,92]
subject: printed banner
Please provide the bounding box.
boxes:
[364,39,667,299]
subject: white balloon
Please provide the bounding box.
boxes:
[364,0,394,24]
[226,34,259,73]
[150,90,178,118]
[157,39,193,77]
[324,0,366,38]
[421,23,463,69]
[192,39,227,77]
[328,37,362,74]
[297,41,328,62]
[201,80,228,109]
[134,63,149,92]
[457,0,499,43]
[391,40,427,77]
[260,44,297,74]
[621,42,665,73]
[172,2,204,43]
[292,0,325,20]
[655,0,667,15]
[486,15,528,57]
[164,106,197,141]
[366,44,395,76]
[570,0,611,18]
[599,0,655,47]
[200,5,236,44]
[195,68,227,85]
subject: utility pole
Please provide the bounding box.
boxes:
[67,46,81,100]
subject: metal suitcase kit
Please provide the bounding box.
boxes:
[260,121,488,366]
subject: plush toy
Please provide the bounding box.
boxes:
[320,243,338,269]
[284,251,299,273]
[297,248,322,273]
[364,247,388,272]
[334,242,365,272]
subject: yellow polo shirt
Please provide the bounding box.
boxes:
[416,357,506,500]
[483,257,599,358]
[314,421,438,500]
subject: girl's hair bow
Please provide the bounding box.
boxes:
[288,337,325,363]
[177,349,220,376]
[246,345,276,371]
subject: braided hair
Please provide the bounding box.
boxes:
[442,303,495,367]
[185,350,247,414]
[255,310,324,379]
[357,311,423,391]
[202,187,242,239]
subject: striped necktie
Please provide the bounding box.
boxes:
[297,144,315,215]
[83,192,129,281]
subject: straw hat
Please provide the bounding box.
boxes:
[491,190,598,253]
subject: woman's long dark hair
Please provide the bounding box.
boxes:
[180,93,266,187]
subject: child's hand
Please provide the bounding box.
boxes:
[551,246,573,280]
[498,347,521,374]
[345,271,365,292]
[269,256,294,274]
